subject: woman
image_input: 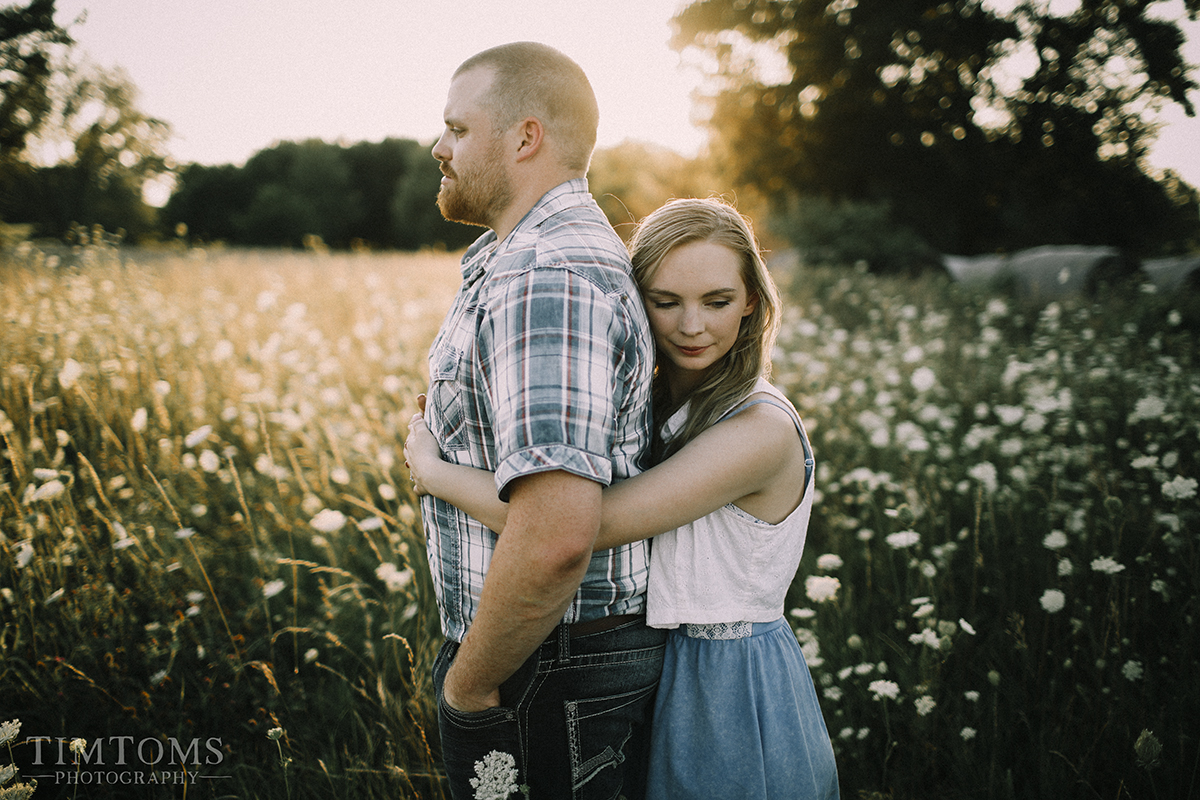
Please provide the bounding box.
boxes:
[406,198,839,799]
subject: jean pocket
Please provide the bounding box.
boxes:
[565,682,658,798]
[435,655,523,797]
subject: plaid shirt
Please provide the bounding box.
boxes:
[421,179,654,642]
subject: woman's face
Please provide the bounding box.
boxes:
[642,239,756,395]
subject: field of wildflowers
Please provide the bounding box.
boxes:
[1,233,1197,799]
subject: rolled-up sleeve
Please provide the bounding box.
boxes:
[483,265,623,499]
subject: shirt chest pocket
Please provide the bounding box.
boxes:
[428,345,468,452]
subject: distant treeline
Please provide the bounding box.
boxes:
[161,138,479,251]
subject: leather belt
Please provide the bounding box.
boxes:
[567,613,641,638]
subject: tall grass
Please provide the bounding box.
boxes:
[2,233,455,799]
[2,235,1197,798]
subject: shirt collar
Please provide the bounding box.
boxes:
[457,178,593,282]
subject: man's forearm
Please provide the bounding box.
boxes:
[442,470,601,711]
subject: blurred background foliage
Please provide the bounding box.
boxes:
[1,0,1199,260]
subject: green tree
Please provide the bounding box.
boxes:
[0,24,172,241]
[0,0,69,166]
[389,139,477,250]
[160,163,253,243]
[673,0,1200,261]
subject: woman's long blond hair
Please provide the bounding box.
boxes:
[627,198,782,461]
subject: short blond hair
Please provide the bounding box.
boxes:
[456,42,599,173]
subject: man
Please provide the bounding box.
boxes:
[418,42,664,799]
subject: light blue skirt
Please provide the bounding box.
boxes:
[645,618,840,800]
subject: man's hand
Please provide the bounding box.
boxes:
[442,668,502,712]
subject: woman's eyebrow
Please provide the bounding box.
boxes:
[644,288,738,298]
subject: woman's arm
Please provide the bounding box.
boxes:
[405,397,801,550]
[595,400,799,548]
[404,413,510,533]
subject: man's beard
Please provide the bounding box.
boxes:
[436,140,515,229]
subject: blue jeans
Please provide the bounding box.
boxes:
[433,617,667,800]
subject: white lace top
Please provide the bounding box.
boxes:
[646,378,816,630]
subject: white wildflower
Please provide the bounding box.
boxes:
[805,575,841,603]
[0,718,20,746]
[959,618,976,635]
[262,579,286,599]
[184,425,213,448]
[910,366,937,392]
[310,508,347,533]
[131,407,148,432]
[1128,395,1166,423]
[868,679,900,701]
[1091,556,1126,575]
[59,358,84,388]
[15,541,34,568]
[32,468,59,481]
[174,527,195,539]
[198,450,220,473]
[1040,589,1066,613]
[912,604,935,619]
[32,480,65,502]
[1161,476,1198,501]
[469,750,520,800]
[886,530,920,549]
[375,563,414,593]
[1042,530,1068,550]
[968,462,998,494]
[212,340,235,361]
[909,628,941,649]
[1122,660,1144,681]
[816,553,844,571]
[330,466,351,485]
[961,727,977,741]
[914,695,936,716]
[964,690,980,702]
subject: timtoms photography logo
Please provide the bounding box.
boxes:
[24,735,228,787]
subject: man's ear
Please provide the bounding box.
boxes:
[514,117,544,162]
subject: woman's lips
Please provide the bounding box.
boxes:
[676,344,709,356]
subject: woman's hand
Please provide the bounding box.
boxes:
[404,410,444,497]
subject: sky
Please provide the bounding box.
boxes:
[50,0,1200,195]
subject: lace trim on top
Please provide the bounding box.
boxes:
[680,621,754,640]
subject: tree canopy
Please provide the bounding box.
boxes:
[0,0,68,165]
[673,0,1200,260]
[162,138,481,250]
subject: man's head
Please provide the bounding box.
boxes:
[456,42,599,173]
[432,42,599,234]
